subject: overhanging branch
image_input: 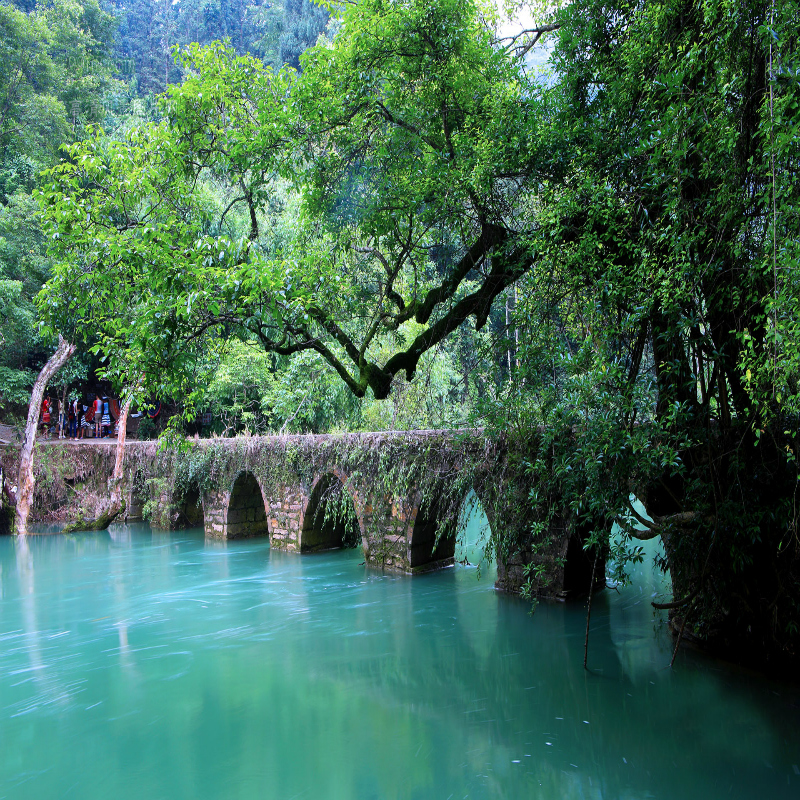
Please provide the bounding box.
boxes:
[498,24,562,58]
[415,223,508,325]
[619,497,698,541]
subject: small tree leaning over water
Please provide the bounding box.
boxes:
[14,335,75,535]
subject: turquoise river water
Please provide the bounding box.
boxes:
[1,513,799,799]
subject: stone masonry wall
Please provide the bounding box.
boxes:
[267,485,306,551]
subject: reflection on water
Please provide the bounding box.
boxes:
[0,517,798,799]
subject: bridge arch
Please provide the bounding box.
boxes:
[561,522,605,597]
[455,489,494,567]
[300,471,363,553]
[408,494,456,572]
[409,484,498,573]
[173,482,205,529]
[225,471,269,539]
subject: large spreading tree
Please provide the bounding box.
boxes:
[39,0,552,400]
[38,0,800,663]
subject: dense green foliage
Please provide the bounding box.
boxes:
[0,0,331,416]
[487,0,800,664]
[38,0,536,408]
[0,0,118,412]
[108,0,327,93]
[0,0,115,163]
[201,336,470,434]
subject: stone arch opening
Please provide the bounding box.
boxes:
[226,472,269,539]
[455,490,493,567]
[409,498,456,573]
[562,516,606,598]
[179,485,204,528]
[301,474,360,553]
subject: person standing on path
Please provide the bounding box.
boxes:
[41,397,52,437]
[67,398,75,439]
[58,397,67,439]
[94,394,103,439]
[70,398,79,439]
[101,397,111,438]
[81,403,90,439]
[51,396,59,438]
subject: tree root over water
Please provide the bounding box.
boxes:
[61,499,125,533]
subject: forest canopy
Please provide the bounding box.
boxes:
[38,0,800,428]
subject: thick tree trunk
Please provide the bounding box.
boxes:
[14,336,76,536]
[61,505,127,535]
[110,392,133,509]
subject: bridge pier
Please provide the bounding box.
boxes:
[357,494,416,571]
[197,467,455,575]
[202,488,227,537]
[266,485,304,550]
[495,514,606,599]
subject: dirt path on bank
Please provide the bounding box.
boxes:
[0,423,19,445]
[0,424,151,447]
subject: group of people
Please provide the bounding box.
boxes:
[39,394,114,440]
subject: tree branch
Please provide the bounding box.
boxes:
[498,24,562,58]
[620,497,697,541]
[415,223,508,325]
[652,584,700,610]
[383,243,531,386]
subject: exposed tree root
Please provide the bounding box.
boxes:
[61,499,125,534]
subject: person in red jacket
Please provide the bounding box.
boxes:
[94,394,103,439]
[41,398,51,437]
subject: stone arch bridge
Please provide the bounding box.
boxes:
[6,431,602,599]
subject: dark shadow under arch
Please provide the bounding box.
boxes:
[180,486,204,528]
[562,517,606,598]
[226,472,269,539]
[409,499,456,573]
[301,474,360,553]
